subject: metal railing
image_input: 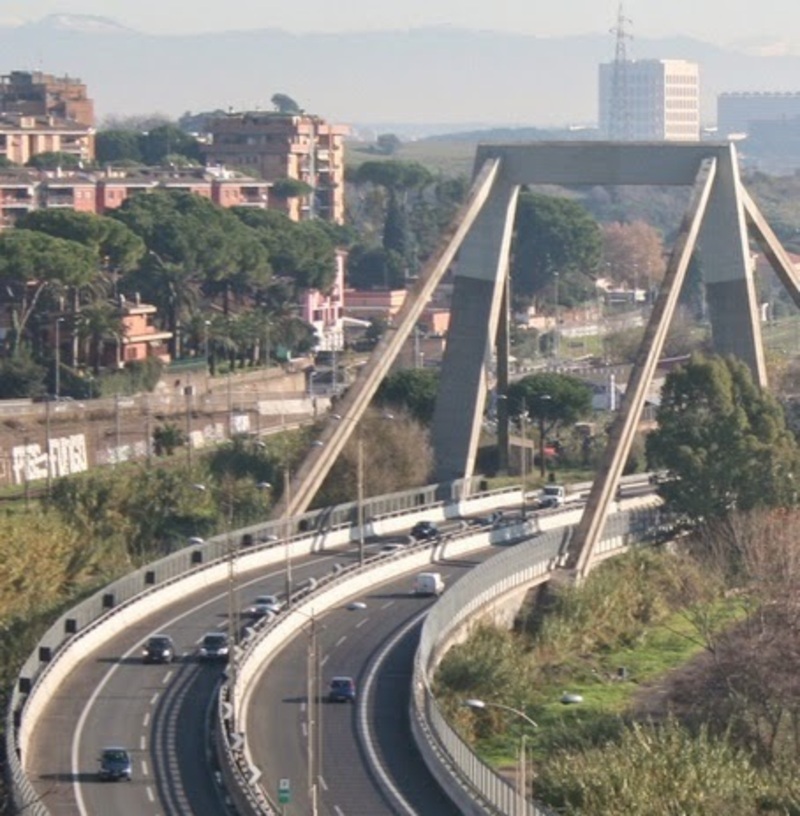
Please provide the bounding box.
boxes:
[411,507,662,816]
[3,474,503,815]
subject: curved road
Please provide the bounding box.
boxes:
[26,548,349,815]
[245,547,500,815]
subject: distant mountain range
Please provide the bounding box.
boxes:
[3,15,800,134]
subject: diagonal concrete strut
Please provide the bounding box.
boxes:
[272,158,501,520]
[563,157,718,581]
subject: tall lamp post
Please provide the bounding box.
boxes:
[464,698,538,816]
[54,316,64,400]
[519,403,528,519]
[553,270,560,359]
[533,394,552,479]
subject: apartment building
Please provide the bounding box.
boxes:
[0,71,94,127]
[0,166,271,227]
[598,59,700,141]
[202,111,348,224]
[0,112,95,166]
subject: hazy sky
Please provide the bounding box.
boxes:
[0,0,794,48]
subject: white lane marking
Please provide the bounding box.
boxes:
[380,601,394,610]
[335,635,347,648]
[141,759,149,776]
[72,554,342,815]
[334,806,345,816]
[143,712,150,728]
[320,654,329,667]
[162,670,173,685]
[319,775,329,791]
[140,735,146,751]
[358,609,429,816]
[300,701,307,713]
[301,722,308,738]
[147,786,155,802]
[355,618,368,628]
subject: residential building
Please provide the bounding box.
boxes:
[0,71,94,127]
[0,112,95,165]
[202,111,348,223]
[110,294,173,368]
[300,250,347,351]
[598,59,700,141]
[718,92,800,136]
[0,165,271,228]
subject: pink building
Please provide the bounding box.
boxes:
[300,250,347,351]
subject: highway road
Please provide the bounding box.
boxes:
[25,547,352,815]
[243,547,502,815]
[23,484,650,815]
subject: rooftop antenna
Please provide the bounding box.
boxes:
[609,2,633,140]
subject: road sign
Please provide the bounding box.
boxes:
[278,777,291,805]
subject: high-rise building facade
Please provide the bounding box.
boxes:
[0,71,94,127]
[599,59,700,141]
[202,112,348,224]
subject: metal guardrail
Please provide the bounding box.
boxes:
[411,507,663,816]
[3,474,499,815]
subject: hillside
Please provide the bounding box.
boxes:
[3,15,800,128]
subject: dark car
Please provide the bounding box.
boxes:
[328,676,356,703]
[410,520,440,541]
[198,632,230,662]
[98,746,132,781]
[143,634,175,664]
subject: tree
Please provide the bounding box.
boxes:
[511,191,603,307]
[0,230,96,354]
[74,300,124,375]
[17,210,145,274]
[374,368,440,424]
[271,178,313,200]
[506,372,593,475]
[95,130,143,164]
[138,124,202,165]
[271,93,301,114]
[601,220,666,291]
[646,354,800,525]
[376,133,402,155]
[25,152,82,169]
[346,245,405,290]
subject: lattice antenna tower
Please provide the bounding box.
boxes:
[609,2,633,140]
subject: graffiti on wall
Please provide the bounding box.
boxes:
[11,434,89,485]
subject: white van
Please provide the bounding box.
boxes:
[413,571,445,597]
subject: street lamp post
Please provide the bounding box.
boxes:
[464,698,538,816]
[203,319,211,372]
[534,394,552,479]
[54,317,64,400]
[283,465,294,604]
[519,403,528,519]
[553,270,560,359]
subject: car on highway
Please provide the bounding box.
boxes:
[245,594,284,618]
[410,520,440,541]
[198,632,230,662]
[328,676,356,703]
[98,746,132,781]
[465,510,504,528]
[142,634,176,664]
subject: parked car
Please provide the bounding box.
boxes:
[143,634,175,664]
[328,676,357,703]
[245,594,284,618]
[198,632,230,662]
[98,746,132,781]
[410,520,440,541]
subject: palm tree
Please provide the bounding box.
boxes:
[74,301,124,375]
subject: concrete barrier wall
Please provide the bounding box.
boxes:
[6,481,521,814]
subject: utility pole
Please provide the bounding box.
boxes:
[520,403,528,519]
[284,466,293,604]
[307,612,319,816]
[357,432,365,567]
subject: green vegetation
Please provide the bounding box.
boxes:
[436,521,800,814]
[647,354,800,524]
